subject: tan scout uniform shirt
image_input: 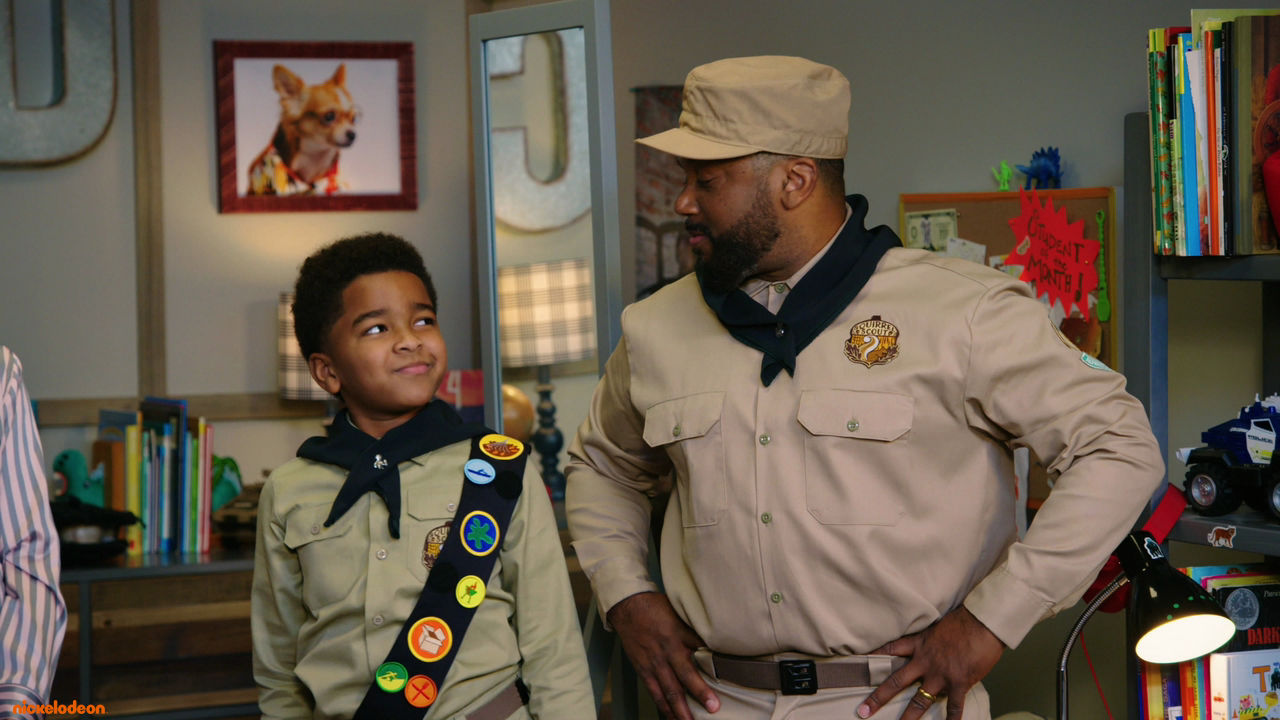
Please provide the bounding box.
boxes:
[566,245,1164,660]
[252,438,593,719]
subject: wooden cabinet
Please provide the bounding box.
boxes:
[51,551,258,720]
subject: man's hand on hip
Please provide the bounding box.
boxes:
[608,591,721,719]
[856,606,1004,720]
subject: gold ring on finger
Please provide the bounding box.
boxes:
[916,687,939,703]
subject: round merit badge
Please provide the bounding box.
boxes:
[479,433,524,460]
[408,617,453,663]
[456,575,487,608]
[464,458,497,485]
[375,662,408,693]
[404,675,438,708]
[460,510,500,556]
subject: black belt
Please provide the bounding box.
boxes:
[711,653,908,695]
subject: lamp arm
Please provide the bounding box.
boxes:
[1057,573,1128,720]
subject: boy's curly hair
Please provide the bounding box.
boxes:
[293,232,437,360]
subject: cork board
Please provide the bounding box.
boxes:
[898,187,1117,369]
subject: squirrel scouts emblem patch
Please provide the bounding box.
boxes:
[422,521,451,569]
[460,510,500,556]
[479,434,524,460]
[845,316,900,368]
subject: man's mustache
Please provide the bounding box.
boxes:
[685,222,710,236]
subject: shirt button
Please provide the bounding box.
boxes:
[447,502,457,512]
[372,614,385,626]
[772,282,787,293]
[310,524,320,535]
[672,424,682,437]
[761,512,772,524]
[770,592,783,604]
[759,434,771,446]
[376,548,388,560]
[847,420,860,432]
[775,324,786,337]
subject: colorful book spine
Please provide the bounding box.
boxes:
[1150,28,1173,254]
[124,423,142,557]
[1178,33,1203,256]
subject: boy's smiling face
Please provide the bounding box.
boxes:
[308,270,447,438]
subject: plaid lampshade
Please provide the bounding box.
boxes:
[497,258,596,368]
[277,292,331,401]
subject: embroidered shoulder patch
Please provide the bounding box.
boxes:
[845,315,900,368]
[1080,352,1111,372]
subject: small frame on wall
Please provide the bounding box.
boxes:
[214,40,417,213]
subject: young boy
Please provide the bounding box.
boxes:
[251,232,594,719]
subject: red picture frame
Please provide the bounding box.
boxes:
[214,40,417,213]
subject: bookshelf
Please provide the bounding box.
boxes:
[1121,111,1280,718]
[52,550,258,720]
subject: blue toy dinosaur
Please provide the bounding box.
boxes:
[1016,147,1063,190]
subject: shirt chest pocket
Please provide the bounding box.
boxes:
[283,504,360,613]
[643,392,726,527]
[404,485,457,584]
[797,390,913,526]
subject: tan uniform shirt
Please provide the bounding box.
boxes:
[252,438,594,719]
[566,246,1164,658]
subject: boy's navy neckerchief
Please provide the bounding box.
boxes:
[297,399,488,538]
[698,193,902,386]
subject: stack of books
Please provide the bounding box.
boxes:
[95,397,216,556]
[1146,10,1280,257]
[1141,563,1280,720]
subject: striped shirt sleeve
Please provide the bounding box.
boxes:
[0,347,67,710]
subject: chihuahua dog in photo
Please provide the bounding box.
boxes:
[247,63,359,196]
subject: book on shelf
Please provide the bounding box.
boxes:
[1146,10,1280,256]
[1208,647,1280,720]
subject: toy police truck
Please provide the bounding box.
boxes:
[1179,394,1280,517]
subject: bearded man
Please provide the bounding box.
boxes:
[565,56,1163,720]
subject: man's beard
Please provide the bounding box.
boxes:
[690,184,781,295]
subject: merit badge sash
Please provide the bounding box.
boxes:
[353,433,527,719]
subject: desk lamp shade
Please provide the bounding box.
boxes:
[497,258,595,369]
[277,292,331,401]
[1118,531,1235,664]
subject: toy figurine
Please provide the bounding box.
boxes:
[1016,147,1063,189]
[52,448,104,507]
[991,161,1013,191]
[1178,393,1280,518]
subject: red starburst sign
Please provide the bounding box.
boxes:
[1006,189,1099,321]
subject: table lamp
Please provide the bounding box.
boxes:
[497,258,595,500]
[278,292,333,402]
[1056,530,1235,720]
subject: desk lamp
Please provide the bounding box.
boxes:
[496,258,595,500]
[1056,530,1234,720]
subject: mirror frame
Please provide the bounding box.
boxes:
[469,0,621,432]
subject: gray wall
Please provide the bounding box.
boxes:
[2,0,1274,717]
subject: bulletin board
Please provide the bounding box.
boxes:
[898,187,1117,369]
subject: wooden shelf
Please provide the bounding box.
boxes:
[1157,253,1280,281]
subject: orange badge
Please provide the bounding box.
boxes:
[845,316,900,368]
[479,433,524,460]
[408,617,453,662]
[404,675,438,708]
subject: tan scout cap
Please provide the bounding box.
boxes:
[637,55,850,160]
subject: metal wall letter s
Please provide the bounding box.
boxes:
[0,0,116,165]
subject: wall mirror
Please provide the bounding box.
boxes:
[469,0,620,499]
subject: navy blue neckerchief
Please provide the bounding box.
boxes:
[698,194,902,386]
[353,434,527,719]
[297,399,487,539]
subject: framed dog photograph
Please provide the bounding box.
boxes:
[214,41,417,212]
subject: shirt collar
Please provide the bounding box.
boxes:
[744,203,854,304]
